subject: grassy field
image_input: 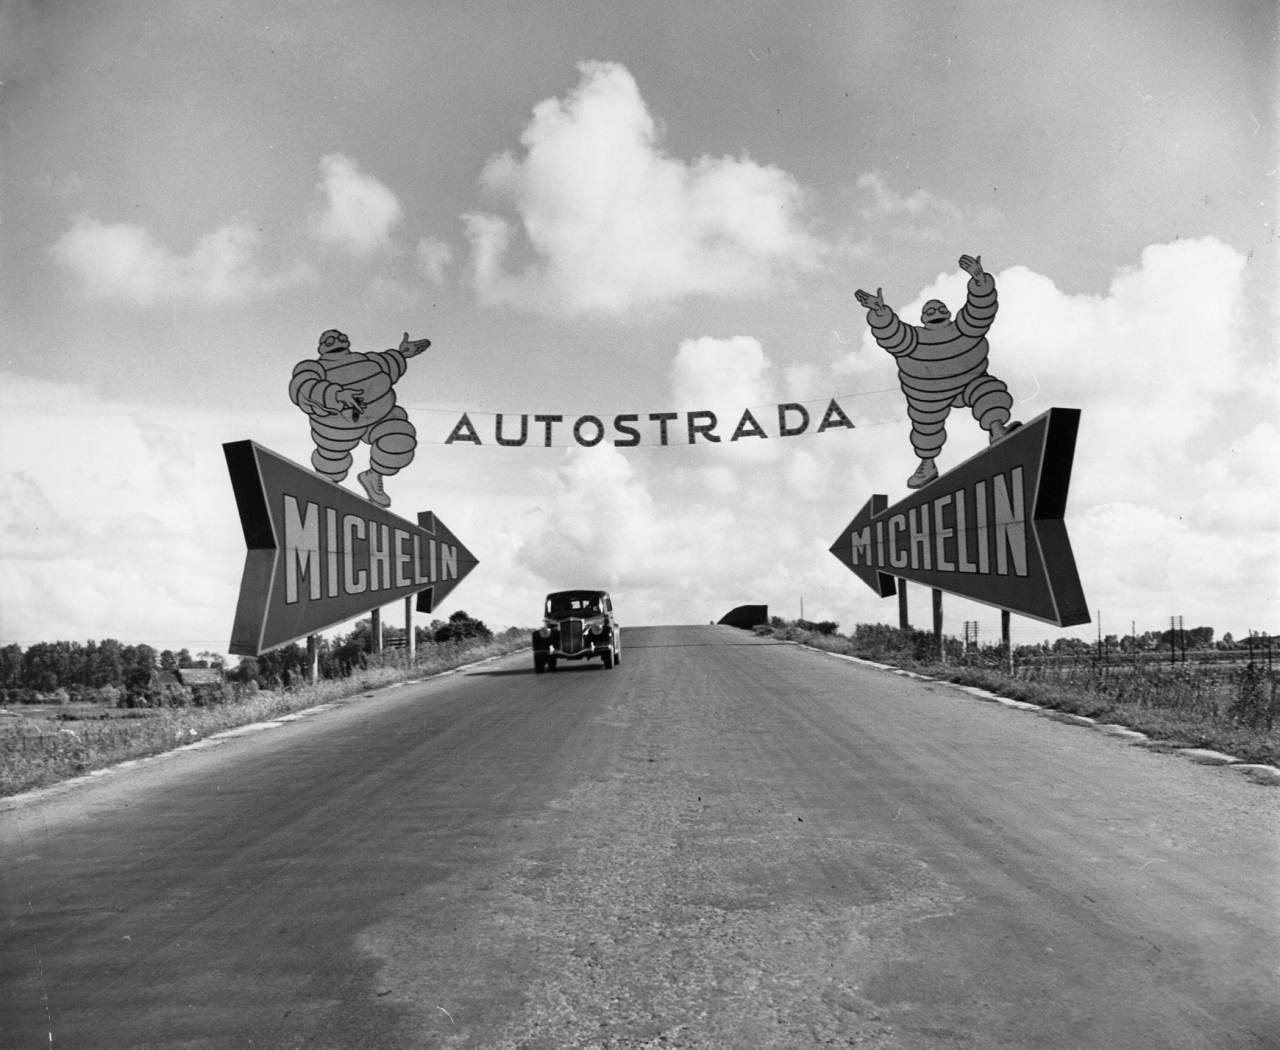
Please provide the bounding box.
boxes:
[773,624,1279,767]
[0,634,530,797]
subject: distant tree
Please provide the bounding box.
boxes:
[87,639,126,688]
[1186,626,1214,649]
[23,642,68,691]
[176,648,195,668]
[251,642,310,688]
[196,650,225,671]
[227,656,260,684]
[0,644,23,690]
[160,649,178,672]
[433,611,491,644]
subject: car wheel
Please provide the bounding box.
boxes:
[547,658,558,672]
[602,649,614,670]
[534,654,546,673]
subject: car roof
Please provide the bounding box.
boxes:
[546,589,609,600]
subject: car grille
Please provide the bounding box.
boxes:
[560,618,585,654]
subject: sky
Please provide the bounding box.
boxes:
[1,0,1277,658]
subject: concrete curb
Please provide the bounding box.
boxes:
[796,642,1279,787]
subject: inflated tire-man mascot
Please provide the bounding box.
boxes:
[289,329,430,508]
[856,254,1019,489]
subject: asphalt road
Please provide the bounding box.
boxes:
[2,625,1277,1049]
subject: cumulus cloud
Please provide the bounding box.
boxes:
[512,444,764,624]
[0,373,276,651]
[52,217,314,305]
[416,236,453,285]
[465,61,824,316]
[668,335,786,468]
[672,336,774,412]
[855,171,964,244]
[309,152,403,256]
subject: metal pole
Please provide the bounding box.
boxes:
[898,579,909,631]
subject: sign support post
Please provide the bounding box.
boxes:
[306,634,320,683]
[405,596,415,663]
[371,608,382,655]
[1001,610,1012,674]
[932,589,944,663]
[898,581,909,631]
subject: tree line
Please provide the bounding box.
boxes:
[0,639,223,699]
[227,611,495,690]
[0,611,495,704]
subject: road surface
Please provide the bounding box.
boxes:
[2,625,1277,1048]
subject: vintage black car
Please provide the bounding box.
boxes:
[533,589,621,672]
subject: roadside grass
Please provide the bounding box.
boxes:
[765,624,1280,767]
[0,634,529,798]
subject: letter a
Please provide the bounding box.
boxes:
[445,413,482,445]
[816,398,855,433]
[730,408,768,441]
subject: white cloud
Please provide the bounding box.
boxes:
[416,236,453,286]
[671,336,774,412]
[669,335,783,465]
[52,216,314,305]
[309,152,403,257]
[515,447,659,587]
[465,61,824,316]
[855,171,964,244]
[0,372,305,654]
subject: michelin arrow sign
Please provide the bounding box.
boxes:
[224,440,478,656]
[829,408,1088,628]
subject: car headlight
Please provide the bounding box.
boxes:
[538,626,552,638]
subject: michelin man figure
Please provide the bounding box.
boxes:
[856,254,1018,489]
[289,329,430,508]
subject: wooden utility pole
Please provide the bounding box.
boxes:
[1001,610,1012,675]
[898,580,909,630]
[371,608,383,654]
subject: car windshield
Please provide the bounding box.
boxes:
[547,596,601,617]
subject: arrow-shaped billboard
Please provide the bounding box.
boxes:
[829,408,1088,627]
[224,441,478,655]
